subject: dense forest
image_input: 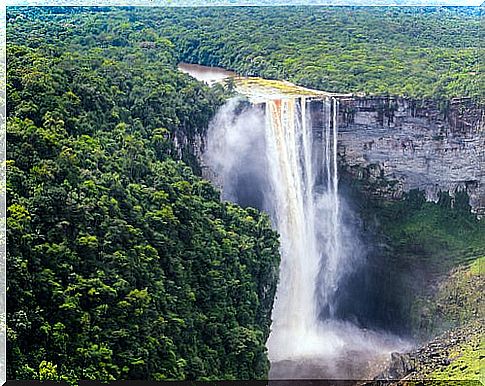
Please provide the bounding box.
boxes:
[7,6,483,102]
[7,8,280,382]
[6,5,484,383]
[160,7,483,102]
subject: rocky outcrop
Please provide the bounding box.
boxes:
[336,96,484,216]
[375,352,416,381]
[173,129,206,175]
[375,321,483,382]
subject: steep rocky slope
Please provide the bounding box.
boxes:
[376,257,484,383]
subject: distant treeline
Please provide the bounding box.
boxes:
[8,6,483,102]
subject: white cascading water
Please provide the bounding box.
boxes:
[205,95,408,378]
[263,96,346,361]
[319,97,342,318]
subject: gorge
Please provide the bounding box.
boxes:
[180,63,484,379]
[7,7,483,382]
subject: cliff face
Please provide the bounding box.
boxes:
[203,95,483,214]
[336,97,484,215]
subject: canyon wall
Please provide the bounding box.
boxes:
[193,94,483,216]
[335,97,484,215]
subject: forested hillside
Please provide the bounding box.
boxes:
[159,7,483,102]
[6,6,483,382]
[7,9,280,381]
[8,6,483,102]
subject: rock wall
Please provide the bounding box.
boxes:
[335,96,484,215]
[200,95,484,214]
[173,128,206,175]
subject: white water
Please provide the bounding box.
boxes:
[205,95,408,378]
[262,96,348,361]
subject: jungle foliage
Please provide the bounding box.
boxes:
[6,5,483,381]
[9,6,481,101]
[7,9,280,382]
[162,7,482,102]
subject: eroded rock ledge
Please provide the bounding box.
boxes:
[335,97,484,216]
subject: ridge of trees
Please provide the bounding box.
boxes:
[9,6,481,102]
[7,12,280,381]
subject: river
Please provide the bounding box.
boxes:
[179,62,409,381]
[178,63,236,86]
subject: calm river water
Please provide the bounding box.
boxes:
[178,63,236,86]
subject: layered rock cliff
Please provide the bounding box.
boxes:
[335,97,484,216]
[199,92,484,216]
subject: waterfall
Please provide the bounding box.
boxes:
[262,96,347,361]
[319,97,342,318]
[263,97,320,359]
[205,95,408,378]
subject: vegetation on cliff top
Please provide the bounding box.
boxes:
[7,7,482,102]
[7,11,280,382]
[166,7,482,102]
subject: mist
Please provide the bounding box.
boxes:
[204,96,409,379]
